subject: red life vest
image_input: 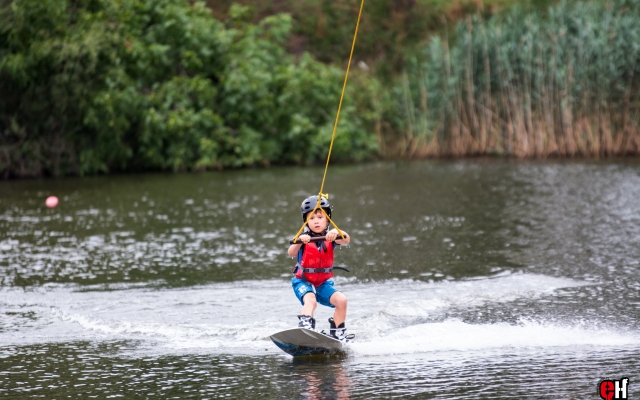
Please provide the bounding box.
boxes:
[295,241,334,286]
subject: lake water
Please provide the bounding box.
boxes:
[1,160,639,398]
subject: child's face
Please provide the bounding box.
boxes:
[306,210,328,233]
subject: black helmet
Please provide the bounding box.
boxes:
[301,195,331,222]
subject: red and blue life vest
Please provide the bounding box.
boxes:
[295,241,334,286]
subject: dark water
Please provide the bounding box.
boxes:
[1,160,639,398]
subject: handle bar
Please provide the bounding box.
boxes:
[289,235,347,245]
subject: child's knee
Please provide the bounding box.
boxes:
[332,293,347,308]
[303,293,317,306]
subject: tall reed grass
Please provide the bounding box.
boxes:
[397,0,640,158]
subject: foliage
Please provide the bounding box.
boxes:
[206,0,555,78]
[0,0,380,177]
[5,0,639,178]
[395,0,640,157]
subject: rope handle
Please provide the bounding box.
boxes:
[289,234,348,245]
[292,0,365,243]
[292,197,345,243]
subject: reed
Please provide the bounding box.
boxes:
[397,0,640,158]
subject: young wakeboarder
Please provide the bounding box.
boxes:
[287,195,353,342]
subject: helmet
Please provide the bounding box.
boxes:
[301,195,331,222]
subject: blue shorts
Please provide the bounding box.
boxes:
[291,277,339,308]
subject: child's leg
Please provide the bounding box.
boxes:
[301,292,317,316]
[329,292,348,326]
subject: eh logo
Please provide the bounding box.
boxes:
[599,377,629,400]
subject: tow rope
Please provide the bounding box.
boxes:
[293,0,365,243]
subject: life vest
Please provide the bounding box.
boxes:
[295,241,334,286]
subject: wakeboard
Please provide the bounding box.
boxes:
[270,328,347,356]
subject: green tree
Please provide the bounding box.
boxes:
[0,0,380,178]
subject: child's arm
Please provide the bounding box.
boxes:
[327,229,350,245]
[287,234,310,257]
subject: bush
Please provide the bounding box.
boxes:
[0,0,380,177]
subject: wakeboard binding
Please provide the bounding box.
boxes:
[324,317,355,343]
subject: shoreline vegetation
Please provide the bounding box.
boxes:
[1,0,639,178]
[396,0,640,158]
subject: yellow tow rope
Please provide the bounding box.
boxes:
[293,0,365,243]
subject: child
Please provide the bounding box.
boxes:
[288,195,353,342]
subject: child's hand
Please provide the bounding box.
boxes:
[299,234,311,244]
[326,229,344,242]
